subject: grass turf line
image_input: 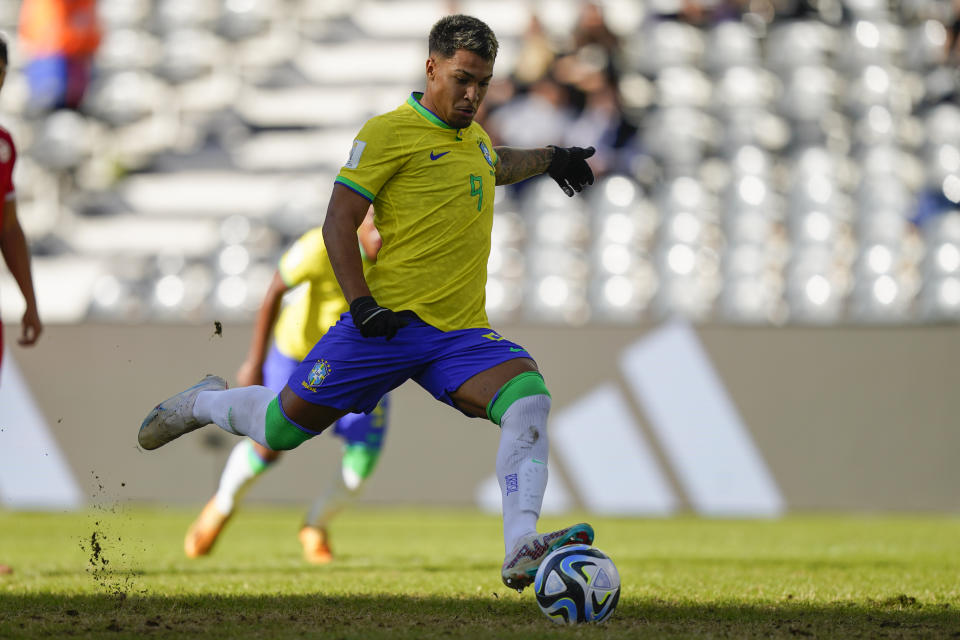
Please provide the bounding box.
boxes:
[0,507,958,638]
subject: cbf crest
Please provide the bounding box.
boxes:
[301,359,332,392]
[478,140,494,168]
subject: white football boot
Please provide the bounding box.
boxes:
[138,375,227,450]
[501,522,595,592]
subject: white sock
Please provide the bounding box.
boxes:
[213,440,274,515]
[193,386,275,448]
[497,394,551,553]
[304,448,365,528]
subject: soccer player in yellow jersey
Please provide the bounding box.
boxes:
[140,14,597,591]
[183,209,388,564]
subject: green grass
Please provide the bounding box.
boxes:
[1,506,959,638]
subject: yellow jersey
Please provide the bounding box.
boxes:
[273,228,349,360]
[335,92,498,332]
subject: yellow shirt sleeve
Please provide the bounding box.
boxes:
[335,114,407,201]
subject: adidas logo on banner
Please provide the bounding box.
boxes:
[0,348,83,510]
[476,321,785,517]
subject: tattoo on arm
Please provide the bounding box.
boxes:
[494,147,555,186]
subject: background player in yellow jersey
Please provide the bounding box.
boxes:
[140,14,597,591]
[183,208,387,564]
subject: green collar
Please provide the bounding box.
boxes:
[407,92,455,130]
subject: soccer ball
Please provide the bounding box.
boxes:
[533,543,620,624]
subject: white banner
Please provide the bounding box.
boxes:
[0,347,83,510]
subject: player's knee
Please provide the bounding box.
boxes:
[264,397,321,451]
[342,444,380,491]
[486,371,551,426]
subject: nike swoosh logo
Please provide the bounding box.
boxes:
[509,347,525,352]
[430,151,450,160]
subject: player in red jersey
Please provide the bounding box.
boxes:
[0,34,44,577]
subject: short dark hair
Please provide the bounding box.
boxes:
[0,34,7,66]
[428,14,498,62]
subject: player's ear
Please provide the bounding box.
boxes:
[426,56,437,81]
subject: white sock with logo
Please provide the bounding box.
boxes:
[194,386,274,446]
[496,394,551,554]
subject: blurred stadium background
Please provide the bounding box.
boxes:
[0,0,959,515]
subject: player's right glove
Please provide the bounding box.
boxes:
[547,146,596,197]
[349,295,409,340]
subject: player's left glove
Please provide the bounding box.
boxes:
[349,295,409,340]
[547,146,596,197]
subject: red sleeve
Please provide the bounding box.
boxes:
[0,128,16,228]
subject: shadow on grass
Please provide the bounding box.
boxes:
[0,593,957,639]
[31,557,498,580]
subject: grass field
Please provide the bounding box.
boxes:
[0,506,958,639]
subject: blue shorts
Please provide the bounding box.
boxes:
[287,313,533,417]
[265,343,389,450]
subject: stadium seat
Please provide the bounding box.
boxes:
[903,20,951,71]
[854,209,908,246]
[844,0,891,19]
[765,21,834,73]
[154,0,220,34]
[86,262,150,321]
[918,275,960,321]
[29,110,94,170]
[835,19,903,73]
[84,71,170,127]
[587,174,643,211]
[713,66,776,113]
[642,107,717,175]
[95,28,161,72]
[922,239,960,281]
[923,104,960,145]
[589,267,657,323]
[716,107,791,152]
[718,275,784,324]
[626,20,704,77]
[703,21,761,75]
[649,271,719,321]
[155,29,228,84]
[97,0,152,29]
[653,175,716,221]
[218,0,276,42]
[776,65,839,123]
[294,40,424,84]
[655,65,712,110]
[485,274,523,322]
[592,207,658,251]
[523,271,590,325]
[849,273,916,322]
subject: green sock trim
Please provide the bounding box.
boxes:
[342,443,381,480]
[264,398,315,451]
[486,371,551,426]
[244,440,271,474]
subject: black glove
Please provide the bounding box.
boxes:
[547,146,596,197]
[349,296,409,340]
